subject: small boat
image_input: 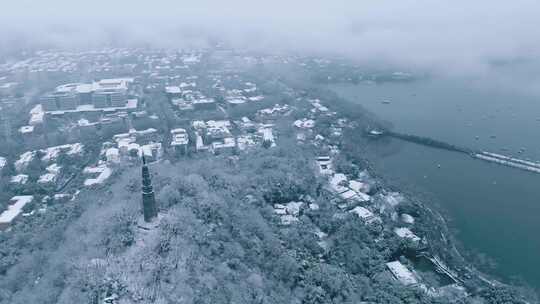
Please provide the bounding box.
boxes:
[368,129,384,137]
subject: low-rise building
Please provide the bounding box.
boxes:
[83,165,112,187]
[0,157,6,175]
[170,128,189,154]
[10,174,28,185]
[386,261,419,286]
[316,156,333,175]
[165,86,182,100]
[274,201,304,225]
[29,104,45,126]
[106,148,120,165]
[293,118,315,129]
[38,163,62,186]
[401,213,415,224]
[349,206,379,224]
[141,143,163,162]
[18,125,34,135]
[394,227,421,242]
[260,127,276,147]
[38,173,57,185]
[212,137,236,154]
[257,104,291,119]
[193,98,216,110]
[0,196,33,230]
[15,151,35,172]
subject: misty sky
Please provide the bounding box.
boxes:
[1,0,540,76]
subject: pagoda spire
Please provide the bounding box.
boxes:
[141,156,158,222]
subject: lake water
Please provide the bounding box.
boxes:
[330,78,540,289]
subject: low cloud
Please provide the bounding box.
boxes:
[1,0,540,76]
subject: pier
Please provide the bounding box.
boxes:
[384,131,473,154]
[370,129,540,174]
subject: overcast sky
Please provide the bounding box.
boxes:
[1,0,540,76]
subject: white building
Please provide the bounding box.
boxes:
[274,201,304,225]
[10,174,28,185]
[349,180,369,194]
[330,173,349,193]
[41,143,84,162]
[401,213,415,224]
[0,157,6,173]
[386,261,419,286]
[38,173,57,185]
[212,137,236,154]
[170,128,189,154]
[19,125,34,135]
[349,206,379,224]
[260,127,276,147]
[106,148,120,164]
[29,104,45,126]
[165,86,181,95]
[141,143,163,162]
[394,227,421,242]
[193,98,216,110]
[15,151,35,172]
[44,78,135,113]
[257,104,290,117]
[0,196,33,230]
[316,156,333,175]
[83,165,112,187]
[293,118,315,129]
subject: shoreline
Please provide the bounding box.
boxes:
[362,141,533,295]
[311,79,538,295]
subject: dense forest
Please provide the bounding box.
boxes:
[0,141,528,303]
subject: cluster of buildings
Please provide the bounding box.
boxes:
[189,117,277,154]
[40,78,135,113]
[170,128,189,154]
[222,82,264,105]
[165,74,265,116]
[166,84,217,112]
[102,128,163,165]
[192,120,237,153]
[0,48,471,301]
[2,49,271,233]
[0,49,147,82]
[9,143,84,189]
[16,78,144,144]
[274,200,320,225]
[2,49,277,232]
[264,95,463,296]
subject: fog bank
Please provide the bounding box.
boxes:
[1,0,540,77]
